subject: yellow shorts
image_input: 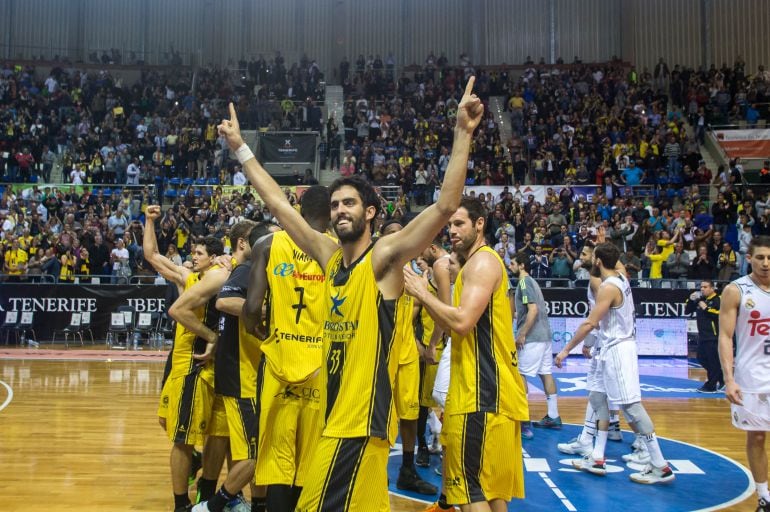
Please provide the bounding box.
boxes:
[442,412,524,505]
[223,396,259,461]
[394,358,420,420]
[208,394,230,437]
[419,354,442,408]
[295,436,390,512]
[256,401,321,486]
[158,371,215,446]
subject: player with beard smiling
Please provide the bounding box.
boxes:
[217,77,483,511]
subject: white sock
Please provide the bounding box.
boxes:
[609,411,620,424]
[592,430,608,461]
[757,482,770,501]
[546,394,559,419]
[580,403,596,444]
[643,433,666,468]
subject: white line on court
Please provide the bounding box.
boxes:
[0,379,14,412]
[522,447,576,511]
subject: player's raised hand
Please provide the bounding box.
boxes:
[456,76,484,135]
[218,102,245,151]
[146,205,162,221]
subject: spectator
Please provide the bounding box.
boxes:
[665,241,690,279]
[529,244,550,278]
[549,246,573,279]
[717,241,738,281]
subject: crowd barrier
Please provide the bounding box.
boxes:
[0,282,695,355]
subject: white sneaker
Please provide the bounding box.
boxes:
[557,437,592,456]
[191,502,210,512]
[631,435,644,451]
[622,449,651,465]
[224,496,252,512]
[629,463,675,484]
[572,454,607,476]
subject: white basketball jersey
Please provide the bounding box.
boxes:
[587,279,604,349]
[599,274,636,347]
[733,275,770,393]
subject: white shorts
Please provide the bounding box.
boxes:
[518,341,553,378]
[731,393,770,431]
[594,341,641,405]
[586,347,620,409]
[432,339,451,408]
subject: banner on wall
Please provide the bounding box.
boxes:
[714,129,770,159]
[464,184,603,204]
[258,132,317,164]
[0,284,692,354]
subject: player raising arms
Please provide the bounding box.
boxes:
[217,76,482,511]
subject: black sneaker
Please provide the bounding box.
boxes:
[758,497,770,512]
[696,385,717,394]
[416,446,430,467]
[397,466,438,495]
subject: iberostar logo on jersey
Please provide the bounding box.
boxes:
[324,291,358,341]
[272,262,325,282]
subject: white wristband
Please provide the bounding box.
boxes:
[235,144,254,164]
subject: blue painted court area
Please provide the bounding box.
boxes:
[527,373,726,399]
[388,424,752,512]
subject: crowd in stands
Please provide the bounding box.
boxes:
[2,51,770,286]
[0,52,326,187]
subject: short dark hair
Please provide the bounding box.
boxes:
[329,175,381,232]
[513,253,531,272]
[229,220,257,248]
[459,197,486,224]
[593,242,620,270]
[379,218,403,235]
[248,222,273,247]
[749,235,770,255]
[300,185,331,223]
[199,235,224,257]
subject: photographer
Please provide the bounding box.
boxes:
[684,280,723,393]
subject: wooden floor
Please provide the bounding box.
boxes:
[0,353,758,511]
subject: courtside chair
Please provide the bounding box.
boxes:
[15,312,37,347]
[132,312,159,349]
[52,312,84,348]
[1,311,18,345]
[80,311,95,344]
[107,306,135,350]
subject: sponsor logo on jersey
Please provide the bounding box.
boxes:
[748,310,770,336]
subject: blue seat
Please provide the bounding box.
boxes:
[169,178,181,187]
[102,188,112,196]
[207,177,220,185]
[195,178,207,186]
[164,189,177,199]
[112,188,122,196]
[181,178,193,187]
[194,188,202,197]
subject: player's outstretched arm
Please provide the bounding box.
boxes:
[143,205,189,287]
[169,267,230,361]
[375,77,482,271]
[718,283,742,405]
[405,250,499,337]
[555,283,617,367]
[242,234,273,339]
[218,103,337,268]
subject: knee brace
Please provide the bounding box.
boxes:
[588,391,610,421]
[621,402,654,435]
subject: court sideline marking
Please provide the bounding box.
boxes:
[0,380,13,412]
[522,448,576,511]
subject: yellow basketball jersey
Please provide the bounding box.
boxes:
[397,293,419,364]
[261,231,326,385]
[321,245,401,442]
[169,267,218,384]
[417,280,446,350]
[446,247,528,420]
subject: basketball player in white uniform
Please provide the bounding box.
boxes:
[719,236,770,511]
[555,243,674,484]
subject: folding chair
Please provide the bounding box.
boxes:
[1,311,18,345]
[80,312,95,344]
[107,306,134,350]
[132,312,158,350]
[52,312,83,348]
[14,312,37,347]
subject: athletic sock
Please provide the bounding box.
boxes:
[546,393,559,418]
[174,493,191,510]
[591,430,608,461]
[207,486,237,512]
[197,478,218,503]
[579,403,596,444]
[609,411,620,425]
[252,496,267,512]
[757,482,770,501]
[437,493,453,510]
[643,432,666,467]
[417,406,429,450]
[402,450,415,469]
